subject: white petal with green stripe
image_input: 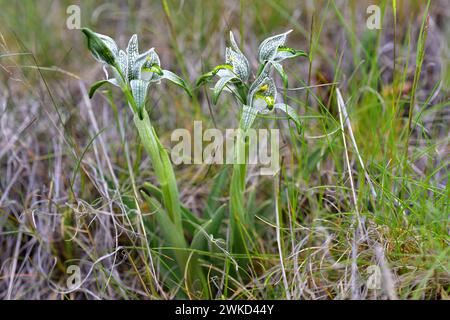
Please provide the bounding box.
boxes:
[127,34,139,82]
[240,104,260,131]
[274,47,308,62]
[227,32,250,81]
[82,28,118,66]
[130,79,150,115]
[212,75,236,104]
[258,30,291,63]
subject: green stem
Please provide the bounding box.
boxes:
[134,111,183,232]
[133,110,207,297]
[229,131,251,258]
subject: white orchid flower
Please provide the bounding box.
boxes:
[82,28,192,118]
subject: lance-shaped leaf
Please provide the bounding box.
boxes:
[126,34,139,82]
[240,104,260,131]
[130,79,150,116]
[274,46,308,62]
[139,192,188,273]
[88,79,119,98]
[190,204,226,252]
[82,28,118,66]
[258,29,292,63]
[212,75,237,105]
[273,103,302,131]
[226,32,250,81]
[141,182,203,236]
[160,70,192,97]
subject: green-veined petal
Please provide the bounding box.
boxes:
[82,28,118,66]
[274,47,308,62]
[250,62,272,90]
[248,76,277,109]
[127,34,139,82]
[227,32,250,81]
[116,50,128,81]
[258,30,292,63]
[212,75,237,105]
[136,48,162,82]
[240,104,259,131]
[229,31,243,55]
[130,79,150,116]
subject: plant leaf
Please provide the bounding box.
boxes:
[212,75,236,105]
[160,70,192,97]
[140,191,189,272]
[88,79,118,98]
[205,167,230,218]
[190,204,226,252]
[273,103,302,131]
[141,182,203,236]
